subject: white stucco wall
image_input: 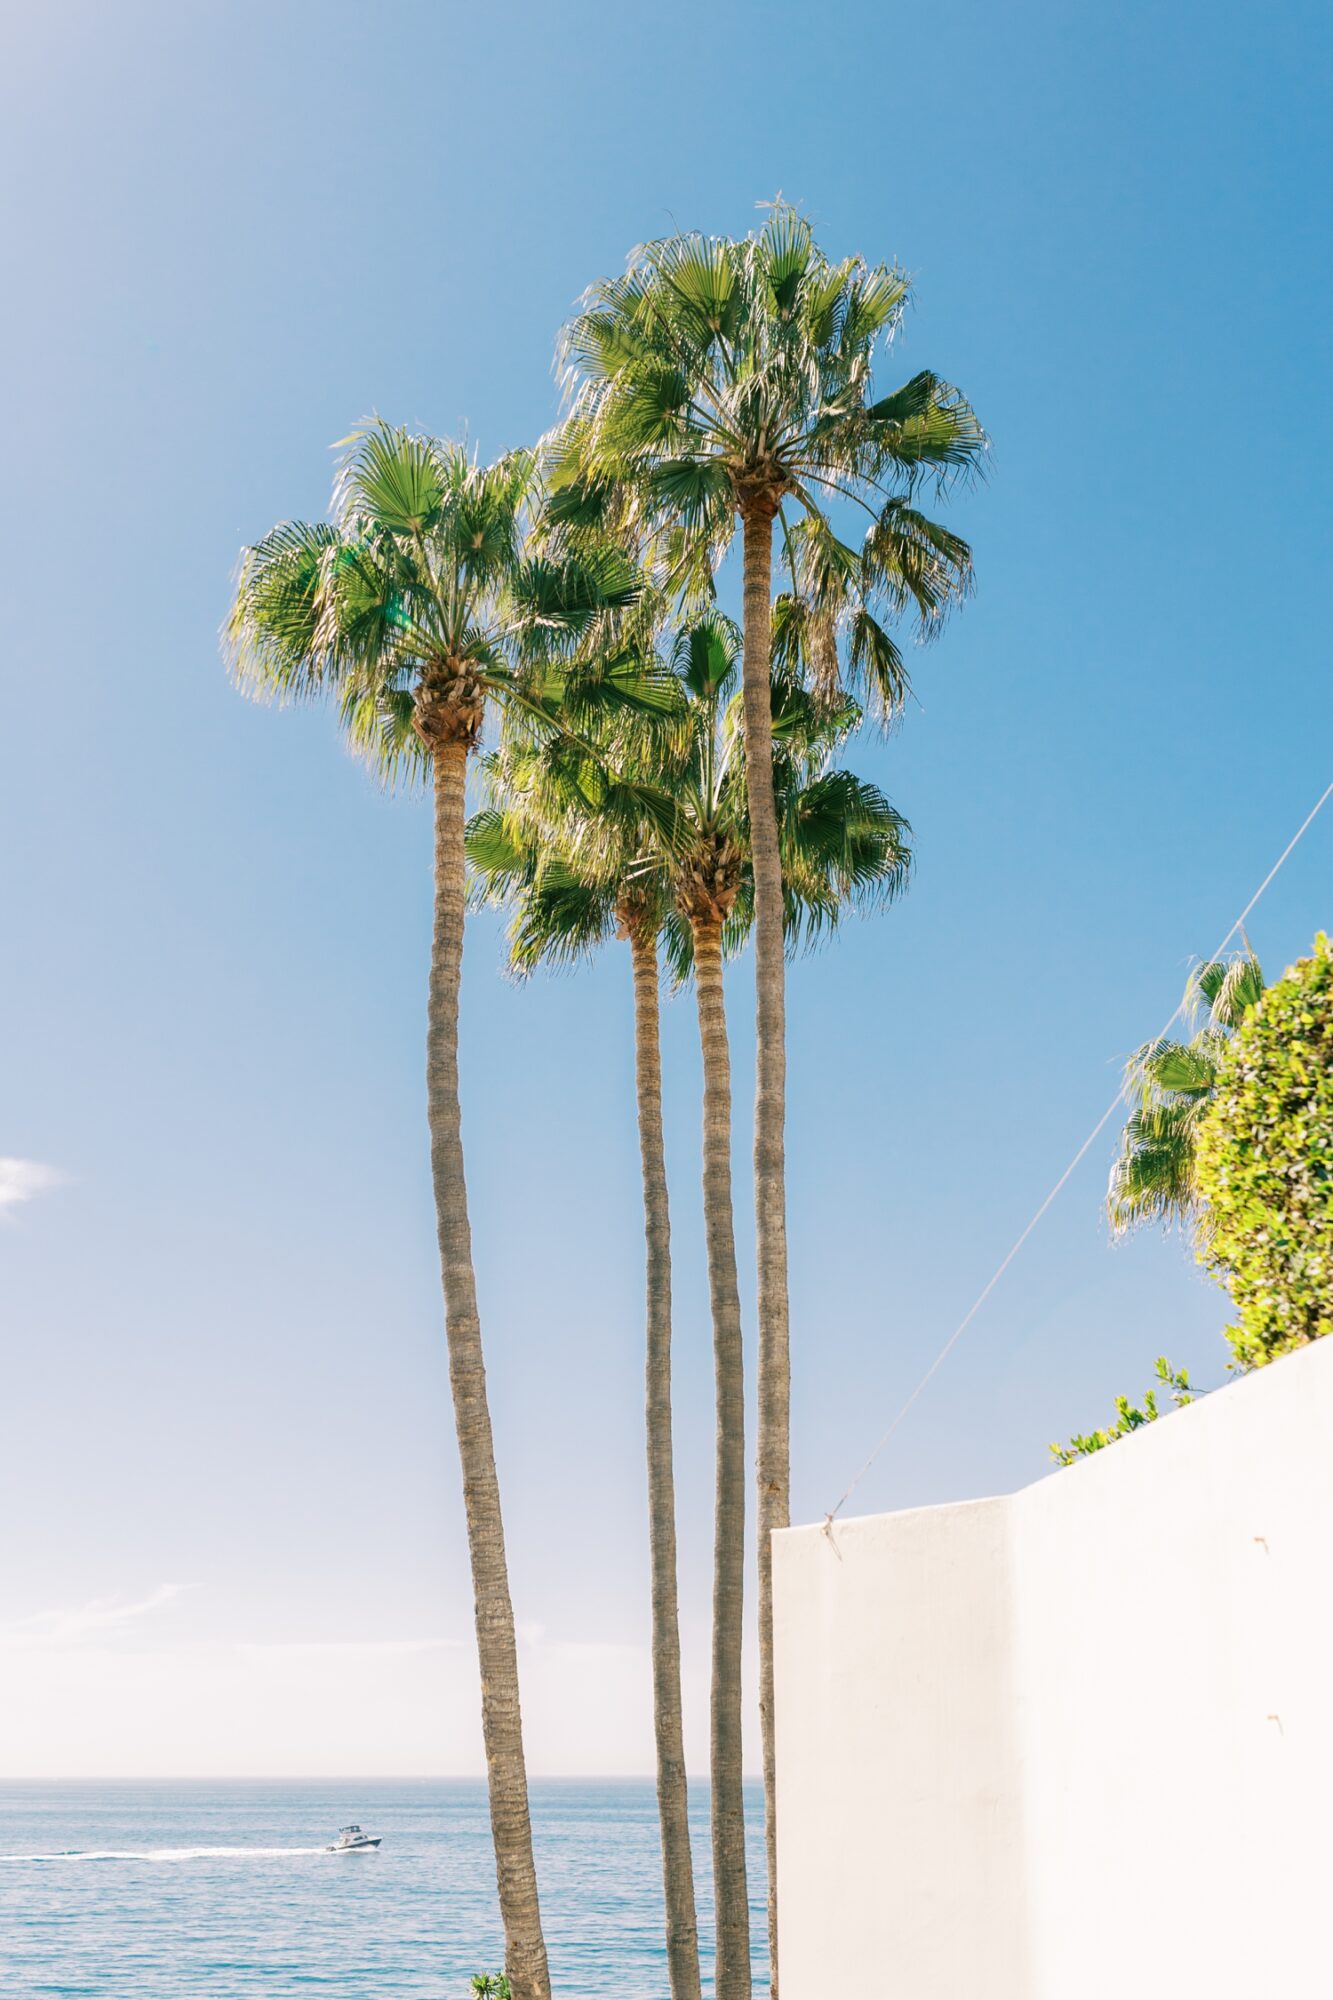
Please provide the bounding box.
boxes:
[773,1337,1333,1999]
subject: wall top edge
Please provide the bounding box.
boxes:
[782,1336,1333,1543]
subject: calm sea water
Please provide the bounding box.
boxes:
[0,1780,770,1998]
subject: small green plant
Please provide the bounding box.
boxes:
[471,1977,510,1999]
[1050,1357,1194,1465]
[1195,933,1333,1370]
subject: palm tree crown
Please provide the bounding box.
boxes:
[468,612,912,966]
[549,203,985,712]
[226,421,661,766]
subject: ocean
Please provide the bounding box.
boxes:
[0,1779,771,1997]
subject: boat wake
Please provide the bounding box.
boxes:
[0,1845,331,1864]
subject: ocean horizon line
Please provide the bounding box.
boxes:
[1,1771,764,1786]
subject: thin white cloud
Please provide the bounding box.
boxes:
[0,1599,460,1663]
[0,1157,66,1212]
[0,1584,189,1650]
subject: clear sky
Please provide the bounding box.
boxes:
[2,0,1329,1779]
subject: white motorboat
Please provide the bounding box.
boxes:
[327,1824,381,1853]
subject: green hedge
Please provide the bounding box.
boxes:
[1195,933,1333,1368]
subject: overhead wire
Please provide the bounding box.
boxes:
[824,776,1333,1530]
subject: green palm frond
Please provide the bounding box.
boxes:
[464,804,536,896]
[645,458,734,533]
[225,520,343,701]
[332,421,448,536]
[860,501,974,630]
[846,606,911,720]
[1131,1035,1222,1101]
[862,370,946,429]
[510,546,641,657]
[857,377,986,482]
[509,868,620,972]
[1193,951,1265,1029]
[1109,949,1265,1237]
[466,787,624,973]
[760,206,814,312]
[672,608,740,698]
[1108,1101,1204,1234]
[338,682,429,789]
[771,767,911,954]
[660,907,697,985]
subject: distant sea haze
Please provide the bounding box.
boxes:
[0,1779,769,1997]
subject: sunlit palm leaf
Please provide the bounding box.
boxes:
[1109,950,1265,1237]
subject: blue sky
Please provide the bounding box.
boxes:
[2,0,1329,1776]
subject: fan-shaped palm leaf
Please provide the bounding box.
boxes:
[1109,950,1264,1240]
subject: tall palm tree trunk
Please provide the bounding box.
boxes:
[428,739,550,2000]
[691,916,751,2000]
[629,928,703,2000]
[739,503,790,1994]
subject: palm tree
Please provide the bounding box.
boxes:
[1109,952,1265,1239]
[666,622,751,2000]
[663,623,912,2000]
[476,613,911,2000]
[466,792,702,2000]
[550,206,983,1979]
[225,424,663,2000]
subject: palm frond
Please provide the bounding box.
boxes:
[508,870,619,973]
[846,607,911,721]
[225,520,342,701]
[860,501,974,632]
[1108,1101,1203,1235]
[672,608,740,697]
[333,421,447,536]
[1110,947,1267,1238]
[1193,951,1264,1029]
[760,205,814,314]
[338,682,429,789]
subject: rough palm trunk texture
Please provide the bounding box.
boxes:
[740,503,789,1998]
[429,741,550,2000]
[692,917,752,2000]
[630,930,703,2000]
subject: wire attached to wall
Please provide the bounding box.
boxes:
[824,775,1333,1533]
